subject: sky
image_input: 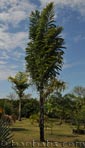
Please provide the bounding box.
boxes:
[0,0,85,98]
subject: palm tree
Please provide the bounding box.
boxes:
[8,72,29,121]
[25,2,65,141]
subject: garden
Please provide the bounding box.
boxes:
[0,2,85,148]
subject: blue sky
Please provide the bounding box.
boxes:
[0,0,85,98]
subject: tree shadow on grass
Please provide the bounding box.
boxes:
[48,132,78,138]
[11,127,28,132]
[56,134,78,138]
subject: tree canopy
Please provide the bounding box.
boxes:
[8,72,29,97]
[25,2,65,91]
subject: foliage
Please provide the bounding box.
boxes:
[71,97,85,130]
[45,90,85,129]
[0,88,85,129]
[0,98,39,119]
[8,72,29,97]
[71,86,85,129]
[4,102,13,115]
[43,78,66,99]
[73,86,85,98]
[21,99,39,118]
[25,2,65,90]
[0,99,13,115]
[0,118,13,148]
[29,113,39,125]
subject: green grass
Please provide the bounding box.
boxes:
[11,118,85,148]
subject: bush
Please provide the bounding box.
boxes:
[0,118,13,147]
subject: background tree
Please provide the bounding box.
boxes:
[73,86,85,98]
[72,86,85,130]
[43,78,66,99]
[73,86,85,106]
[25,2,65,141]
[8,72,29,121]
[21,98,39,118]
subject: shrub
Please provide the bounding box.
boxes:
[0,118,13,147]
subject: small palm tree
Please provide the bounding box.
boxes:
[0,118,13,148]
[8,72,29,121]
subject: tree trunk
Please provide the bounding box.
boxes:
[39,87,45,142]
[18,97,21,121]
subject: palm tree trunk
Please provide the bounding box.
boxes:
[39,87,45,142]
[18,97,21,121]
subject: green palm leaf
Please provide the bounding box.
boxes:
[0,118,13,148]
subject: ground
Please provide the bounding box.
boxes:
[11,118,85,148]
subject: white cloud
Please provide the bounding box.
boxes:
[0,0,33,67]
[0,61,7,65]
[0,62,27,80]
[0,0,36,26]
[0,64,17,80]
[0,1,34,82]
[74,34,85,42]
[39,0,85,16]
[13,51,24,59]
[0,11,26,26]
[0,51,9,60]
[63,63,74,69]
[0,29,28,51]
[0,70,16,80]
[9,65,18,70]
[63,61,81,69]
[0,24,8,32]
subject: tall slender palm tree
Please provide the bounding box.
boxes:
[25,2,65,141]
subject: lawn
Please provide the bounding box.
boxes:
[11,118,85,148]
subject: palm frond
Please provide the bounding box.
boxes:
[0,118,13,148]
